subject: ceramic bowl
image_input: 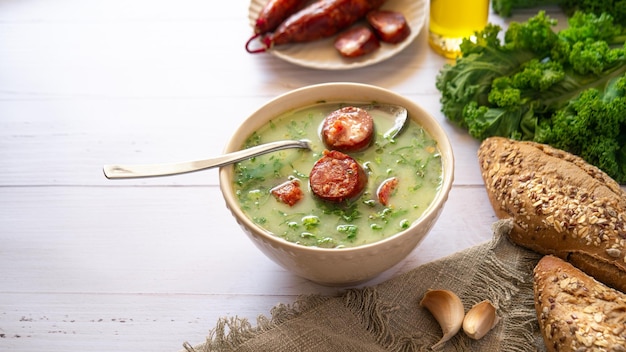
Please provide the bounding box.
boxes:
[219,82,454,286]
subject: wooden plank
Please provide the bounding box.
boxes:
[0,292,286,352]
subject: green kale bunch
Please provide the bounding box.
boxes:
[436,11,626,183]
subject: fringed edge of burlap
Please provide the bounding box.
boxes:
[182,294,334,352]
[459,219,544,352]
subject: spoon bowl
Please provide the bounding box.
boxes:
[366,103,408,139]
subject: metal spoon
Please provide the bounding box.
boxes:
[102,104,408,179]
[368,103,408,139]
[103,139,311,179]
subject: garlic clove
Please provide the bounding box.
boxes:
[420,289,465,348]
[462,300,500,340]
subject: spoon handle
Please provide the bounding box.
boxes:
[103,139,310,179]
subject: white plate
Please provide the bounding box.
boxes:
[247,0,427,70]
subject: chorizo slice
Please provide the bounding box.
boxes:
[334,26,381,58]
[321,106,374,152]
[270,179,304,206]
[376,177,398,206]
[366,10,411,44]
[309,150,368,202]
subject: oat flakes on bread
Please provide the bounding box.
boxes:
[477,137,626,293]
[533,255,626,352]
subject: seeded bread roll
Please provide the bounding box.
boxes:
[533,255,626,352]
[477,137,626,293]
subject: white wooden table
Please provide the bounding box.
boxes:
[0,2,591,351]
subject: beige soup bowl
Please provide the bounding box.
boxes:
[219,82,454,286]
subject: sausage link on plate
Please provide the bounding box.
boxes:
[247,0,386,53]
[254,0,308,35]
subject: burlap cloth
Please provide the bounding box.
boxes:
[182,219,548,352]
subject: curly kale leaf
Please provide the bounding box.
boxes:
[560,0,626,27]
[559,11,626,44]
[436,13,558,127]
[492,0,562,17]
[536,77,626,182]
[463,102,537,140]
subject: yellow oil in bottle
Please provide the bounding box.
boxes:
[428,0,489,59]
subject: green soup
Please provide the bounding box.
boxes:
[233,102,443,248]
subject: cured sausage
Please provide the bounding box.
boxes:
[309,150,368,202]
[272,0,386,46]
[247,0,308,53]
[321,106,374,152]
[334,26,380,58]
[376,177,398,206]
[247,0,387,53]
[253,0,308,35]
[366,10,411,44]
[271,179,304,206]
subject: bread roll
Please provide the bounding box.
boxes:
[534,255,626,351]
[477,137,626,293]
